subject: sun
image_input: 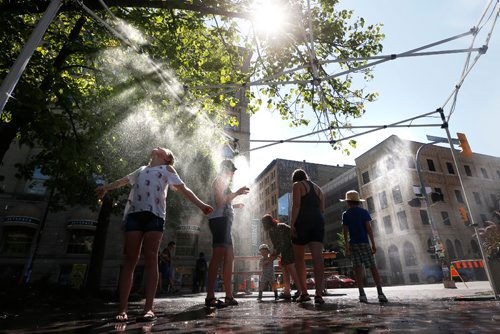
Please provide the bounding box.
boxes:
[251,0,290,36]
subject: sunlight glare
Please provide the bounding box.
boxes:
[252,0,289,36]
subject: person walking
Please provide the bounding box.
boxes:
[158,242,175,293]
[257,244,279,302]
[290,169,325,304]
[194,252,207,293]
[261,214,300,300]
[341,190,388,303]
[205,159,249,308]
[96,147,213,322]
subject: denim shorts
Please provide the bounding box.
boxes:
[208,216,233,248]
[124,211,165,232]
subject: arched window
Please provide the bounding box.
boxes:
[388,245,404,285]
[375,248,386,270]
[445,239,456,260]
[454,239,464,259]
[403,241,418,266]
[470,239,480,255]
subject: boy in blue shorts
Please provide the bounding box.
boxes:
[341,190,388,303]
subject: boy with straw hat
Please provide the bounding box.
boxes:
[341,190,388,303]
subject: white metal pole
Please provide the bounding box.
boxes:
[438,109,498,299]
[0,0,63,116]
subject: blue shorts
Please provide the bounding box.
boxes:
[124,211,164,232]
[209,216,233,248]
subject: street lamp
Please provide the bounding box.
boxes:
[415,135,459,289]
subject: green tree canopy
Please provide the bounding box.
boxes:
[0,0,384,211]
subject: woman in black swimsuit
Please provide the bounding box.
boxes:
[290,169,326,304]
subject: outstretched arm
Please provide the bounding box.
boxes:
[213,177,249,207]
[173,184,213,215]
[96,176,129,199]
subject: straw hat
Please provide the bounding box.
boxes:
[259,244,270,251]
[340,190,365,202]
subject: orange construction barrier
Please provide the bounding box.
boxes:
[450,265,459,277]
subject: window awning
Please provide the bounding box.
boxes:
[2,203,42,228]
[67,207,98,230]
[2,215,40,227]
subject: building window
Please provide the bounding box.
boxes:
[473,192,482,205]
[403,242,417,266]
[433,187,444,202]
[446,162,455,174]
[454,240,464,259]
[441,211,451,226]
[427,159,436,171]
[362,171,370,184]
[464,165,472,177]
[454,190,464,203]
[481,168,489,179]
[366,196,375,213]
[378,191,388,209]
[66,230,94,254]
[420,210,430,225]
[375,249,386,269]
[383,215,393,234]
[1,226,35,254]
[446,239,456,260]
[397,211,409,230]
[392,185,403,204]
[386,157,395,170]
[471,240,480,255]
[24,167,50,195]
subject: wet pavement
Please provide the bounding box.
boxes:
[1,281,499,333]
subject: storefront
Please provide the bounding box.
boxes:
[0,203,42,285]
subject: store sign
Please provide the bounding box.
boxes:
[2,216,40,227]
[176,225,200,233]
[67,220,97,229]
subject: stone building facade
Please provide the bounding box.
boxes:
[354,135,500,285]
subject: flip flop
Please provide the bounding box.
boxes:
[137,311,157,322]
[113,312,128,323]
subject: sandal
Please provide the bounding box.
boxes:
[224,297,239,306]
[205,297,228,308]
[137,310,157,322]
[113,312,128,323]
[314,295,325,304]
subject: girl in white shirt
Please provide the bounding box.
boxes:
[97,147,213,322]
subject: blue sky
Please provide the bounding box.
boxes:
[248,1,500,180]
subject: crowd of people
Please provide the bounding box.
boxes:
[96,147,387,323]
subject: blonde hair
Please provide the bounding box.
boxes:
[157,147,176,165]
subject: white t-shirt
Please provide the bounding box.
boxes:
[123,165,184,219]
